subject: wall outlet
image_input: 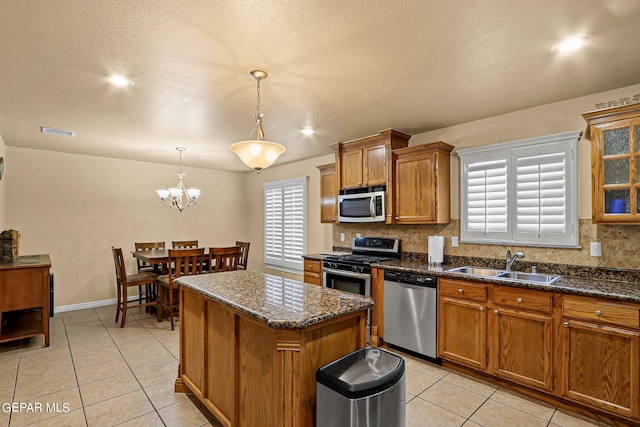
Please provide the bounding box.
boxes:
[451,236,459,247]
[340,233,345,242]
[590,242,602,257]
[356,233,361,238]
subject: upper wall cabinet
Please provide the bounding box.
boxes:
[331,129,411,190]
[583,104,640,223]
[317,163,337,223]
[391,142,453,224]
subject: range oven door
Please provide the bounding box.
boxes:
[322,267,371,297]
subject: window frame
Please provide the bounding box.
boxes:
[263,176,308,273]
[459,131,582,248]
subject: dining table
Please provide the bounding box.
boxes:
[131,248,172,274]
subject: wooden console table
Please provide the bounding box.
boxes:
[0,254,51,347]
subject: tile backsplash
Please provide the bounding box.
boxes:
[334,219,640,270]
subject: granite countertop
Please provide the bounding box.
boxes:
[0,254,51,269]
[374,259,640,304]
[175,270,373,329]
[303,251,351,261]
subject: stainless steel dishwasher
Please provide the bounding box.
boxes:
[383,270,438,360]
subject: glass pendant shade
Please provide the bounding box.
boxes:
[230,139,286,171]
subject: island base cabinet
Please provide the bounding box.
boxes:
[560,319,640,420]
[488,308,553,392]
[178,286,367,427]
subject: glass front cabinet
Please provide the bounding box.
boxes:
[583,104,640,223]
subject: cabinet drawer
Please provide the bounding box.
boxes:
[439,279,487,302]
[304,272,322,286]
[304,260,322,273]
[563,295,640,329]
[492,286,552,314]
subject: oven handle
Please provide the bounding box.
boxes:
[323,267,371,280]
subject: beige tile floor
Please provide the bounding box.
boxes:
[0,306,614,426]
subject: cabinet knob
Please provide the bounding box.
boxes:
[595,309,602,316]
[358,182,362,187]
[479,306,484,312]
[364,181,368,186]
[563,322,569,328]
[493,309,499,315]
[516,297,523,304]
[458,289,463,294]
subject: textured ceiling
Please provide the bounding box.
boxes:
[1,0,639,172]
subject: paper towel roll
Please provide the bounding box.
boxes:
[428,235,444,266]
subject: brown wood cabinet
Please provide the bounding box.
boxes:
[437,278,488,370]
[317,163,337,223]
[370,267,384,347]
[303,258,322,286]
[488,286,553,391]
[583,103,640,223]
[392,142,453,224]
[0,254,51,347]
[560,295,640,419]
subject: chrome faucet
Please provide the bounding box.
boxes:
[505,250,524,271]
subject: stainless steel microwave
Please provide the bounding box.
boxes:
[338,186,386,222]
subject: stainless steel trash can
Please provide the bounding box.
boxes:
[316,347,405,427]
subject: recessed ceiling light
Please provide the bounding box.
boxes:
[41,126,75,137]
[552,35,591,53]
[108,74,134,87]
[300,128,315,136]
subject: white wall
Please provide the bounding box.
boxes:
[0,134,6,229]
[243,154,336,280]
[6,147,245,306]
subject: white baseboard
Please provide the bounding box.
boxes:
[53,295,142,314]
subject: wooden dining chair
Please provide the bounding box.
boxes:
[208,246,242,272]
[134,241,165,273]
[112,247,158,327]
[157,247,206,330]
[235,241,250,270]
[172,240,198,249]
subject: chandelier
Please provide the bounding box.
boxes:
[230,70,286,172]
[156,147,201,212]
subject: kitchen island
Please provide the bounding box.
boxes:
[174,270,373,427]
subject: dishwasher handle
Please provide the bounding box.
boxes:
[384,270,437,288]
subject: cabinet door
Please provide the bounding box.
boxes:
[0,268,46,311]
[342,149,363,189]
[560,319,640,419]
[488,307,553,391]
[394,152,436,223]
[591,117,640,222]
[363,145,386,187]
[438,296,487,370]
[319,165,337,223]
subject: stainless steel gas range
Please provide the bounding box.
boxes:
[322,237,401,343]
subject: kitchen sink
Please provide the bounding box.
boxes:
[448,266,504,276]
[496,271,562,284]
[449,266,562,284]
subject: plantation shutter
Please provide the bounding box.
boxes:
[264,177,307,272]
[513,142,574,246]
[459,131,580,247]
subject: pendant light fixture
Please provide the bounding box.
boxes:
[156,147,201,212]
[230,70,286,172]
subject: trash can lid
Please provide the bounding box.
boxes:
[316,347,405,399]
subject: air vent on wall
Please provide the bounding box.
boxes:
[41,127,75,137]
